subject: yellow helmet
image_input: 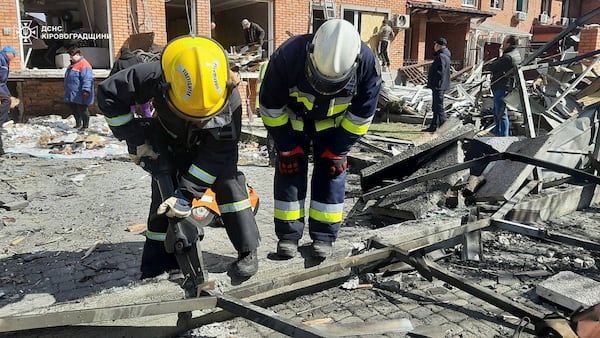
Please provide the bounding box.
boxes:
[161,35,230,121]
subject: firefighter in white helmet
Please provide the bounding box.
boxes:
[98,36,261,280]
[259,19,382,260]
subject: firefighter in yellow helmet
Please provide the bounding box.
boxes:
[98,36,260,280]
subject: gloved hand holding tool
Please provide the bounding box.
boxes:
[130,142,159,165]
[277,145,305,175]
[157,189,192,218]
[320,149,347,177]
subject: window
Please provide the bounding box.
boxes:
[20,0,111,69]
[491,0,503,9]
[342,8,388,44]
[462,0,476,6]
[541,0,551,15]
[516,0,528,12]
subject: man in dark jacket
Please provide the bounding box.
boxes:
[488,35,522,136]
[98,36,260,280]
[424,38,451,132]
[110,48,152,118]
[241,19,265,49]
[0,46,16,156]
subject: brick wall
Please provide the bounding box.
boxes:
[0,0,22,70]
[572,0,600,24]
[11,78,105,121]
[273,0,407,70]
[579,26,600,72]
[483,0,545,30]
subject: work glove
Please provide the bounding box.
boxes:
[320,149,347,177]
[277,146,305,175]
[130,142,158,165]
[157,189,192,218]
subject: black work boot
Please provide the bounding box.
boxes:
[276,240,298,259]
[229,250,258,277]
[311,240,333,259]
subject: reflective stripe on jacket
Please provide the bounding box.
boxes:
[259,34,382,154]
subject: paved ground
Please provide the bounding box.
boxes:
[0,119,599,337]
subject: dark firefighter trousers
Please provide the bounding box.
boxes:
[274,129,346,243]
[141,143,260,276]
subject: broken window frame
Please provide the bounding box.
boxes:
[18,0,112,70]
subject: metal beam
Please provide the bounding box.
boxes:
[492,219,600,252]
[215,293,328,337]
[391,254,546,323]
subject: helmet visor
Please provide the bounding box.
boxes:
[305,54,355,96]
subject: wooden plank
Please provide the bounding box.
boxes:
[395,219,491,255]
[369,217,463,248]
[0,297,218,333]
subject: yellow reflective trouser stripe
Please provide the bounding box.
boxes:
[105,112,134,127]
[315,115,343,132]
[274,208,305,221]
[290,92,314,110]
[146,230,166,241]
[315,118,335,132]
[309,208,343,223]
[328,103,350,116]
[188,164,216,185]
[309,201,344,223]
[341,117,370,135]
[261,113,289,127]
[274,199,305,221]
[291,119,304,131]
[219,198,252,214]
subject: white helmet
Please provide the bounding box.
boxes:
[306,19,361,95]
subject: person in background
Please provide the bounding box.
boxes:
[259,19,381,260]
[110,47,152,118]
[0,46,17,156]
[488,35,521,137]
[377,19,395,72]
[423,37,451,133]
[241,18,265,50]
[64,46,94,130]
[98,35,261,279]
